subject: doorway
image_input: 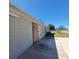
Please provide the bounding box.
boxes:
[32,23,38,44]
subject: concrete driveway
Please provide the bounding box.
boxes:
[17,37,69,59]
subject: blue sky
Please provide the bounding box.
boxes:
[10,0,69,28]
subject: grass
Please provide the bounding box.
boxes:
[51,30,69,37]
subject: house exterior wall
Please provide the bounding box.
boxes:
[9,14,33,59]
[9,3,46,59]
[37,25,46,39]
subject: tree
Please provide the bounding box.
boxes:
[57,25,67,30]
[48,24,55,31]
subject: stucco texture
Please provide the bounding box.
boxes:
[9,15,33,59]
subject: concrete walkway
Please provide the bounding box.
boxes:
[55,37,69,59]
[55,37,69,56]
[17,37,68,59]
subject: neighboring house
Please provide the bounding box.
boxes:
[9,3,46,59]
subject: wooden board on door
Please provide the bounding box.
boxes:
[32,23,38,43]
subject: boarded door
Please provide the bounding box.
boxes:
[32,23,38,43]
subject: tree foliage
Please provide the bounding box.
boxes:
[57,25,67,30]
[48,24,55,31]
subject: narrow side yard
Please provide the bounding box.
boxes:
[17,37,68,59]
